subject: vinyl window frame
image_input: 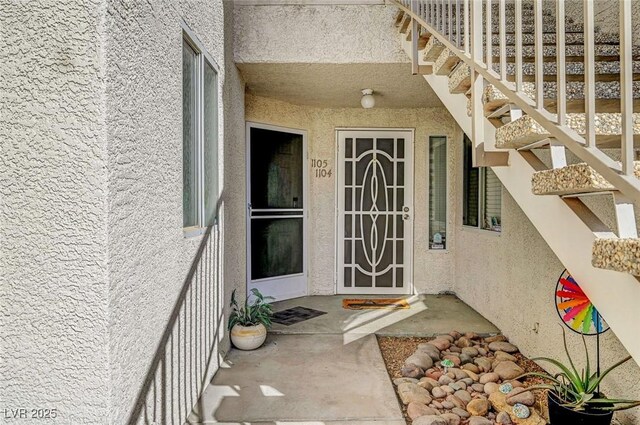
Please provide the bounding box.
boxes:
[427,135,449,250]
[182,22,220,238]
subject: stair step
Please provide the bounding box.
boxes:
[592,239,640,276]
[483,82,640,114]
[491,44,640,61]
[532,162,640,196]
[490,32,620,46]
[495,114,640,150]
[434,48,461,75]
[423,37,446,61]
[491,61,640,83]
[449,61,640,95]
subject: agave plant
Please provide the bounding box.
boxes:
[519,327,640,412]
[228,288,274,331]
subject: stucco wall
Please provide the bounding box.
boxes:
[105,1,241,423]
[563,0,640,45]
[233,3,408,64]
[244,94,462,295]
[454,188,640,424]
[0,1,110,423]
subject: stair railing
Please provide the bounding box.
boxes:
[394,0,640,205]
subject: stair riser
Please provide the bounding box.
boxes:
[495,115,640,150]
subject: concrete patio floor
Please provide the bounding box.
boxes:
[189,294,499,424]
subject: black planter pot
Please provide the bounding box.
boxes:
[548,392,614,425]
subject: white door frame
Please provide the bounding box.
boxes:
[246,121,308,301]
[335,128,414,295]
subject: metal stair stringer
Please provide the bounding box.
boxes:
[397,31,640,365]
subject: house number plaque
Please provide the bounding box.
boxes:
[311,158,332,178]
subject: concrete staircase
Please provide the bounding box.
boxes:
[393,1,640,364]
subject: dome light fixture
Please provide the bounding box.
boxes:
[360,88,375,109]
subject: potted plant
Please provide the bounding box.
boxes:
[520,328,640,425]
[228,288,274,351]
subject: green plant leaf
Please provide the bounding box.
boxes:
[532,356,584,393]
[560,327,583,392]
[586,356,632,394]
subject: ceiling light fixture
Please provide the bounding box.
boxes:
[360,89,375,109]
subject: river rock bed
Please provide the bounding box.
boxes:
[378,333,549,425]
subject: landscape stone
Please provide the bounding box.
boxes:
[489,391,546,425]
[471,383,485,392]
[454,389,472,404]
[484,382,499,394]
[439,375,454,385]
[463,369,479,381]
[452,407,470,418]
[394,377,419,385]
[441,400,455,409]
[459,353,473,365]
[407,402,437,419]
[432,386,447,399]
[496,411,513,424]
[430,339,452,350]
[494,361,525,380]
[398,382,433,405]
[495,351,518,362]
[489,341,519,353]
[407,352,435,370]
[419,343,443,361]
[442,385,455,395]
[440,412,462,425]
[462,347,479,357]
[462,363,480,374]
[456,337,474,348]
[418,377,438,391]
[464,332,479,340]
[446,394,466,409]
[506,388,535,406]
[479,372,500,384]
[438,334,455,343]
[402,363,425,379]
[469,416,493,425]
[485,335,508,343]
[466,398,491,416]
[413,415,448,425]
[449,331,462,339]
[474,357,493,372]
[449,345,462,353]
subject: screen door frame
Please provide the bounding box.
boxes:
[246,121,308,301]
[335,128,414,295]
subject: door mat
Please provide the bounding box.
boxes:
[271,306,327,326]
[342,298,410,310]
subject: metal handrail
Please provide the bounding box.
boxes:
[395,0,640,205]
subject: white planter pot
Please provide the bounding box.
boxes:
[230,323,267,350]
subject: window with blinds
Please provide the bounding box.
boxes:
[462,135,502,232]
[429,136,447,249]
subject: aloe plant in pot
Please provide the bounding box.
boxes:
[519,328,640,425]
[228,288,274,351]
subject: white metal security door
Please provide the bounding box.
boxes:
[336,130,414,294]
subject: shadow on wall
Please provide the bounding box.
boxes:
[126,223,225,425]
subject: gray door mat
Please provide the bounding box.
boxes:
[271,306,327,326]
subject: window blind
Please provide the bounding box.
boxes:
[482,168,502,231]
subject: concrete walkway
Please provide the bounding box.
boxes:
[189,295,499,424]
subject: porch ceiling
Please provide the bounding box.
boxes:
[237,63,444,109]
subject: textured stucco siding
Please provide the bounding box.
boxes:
[233,4,408,64]
[0,1,110,424]
[244,94,461,295]
[454,190,640,425]
[105,1,241,424]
